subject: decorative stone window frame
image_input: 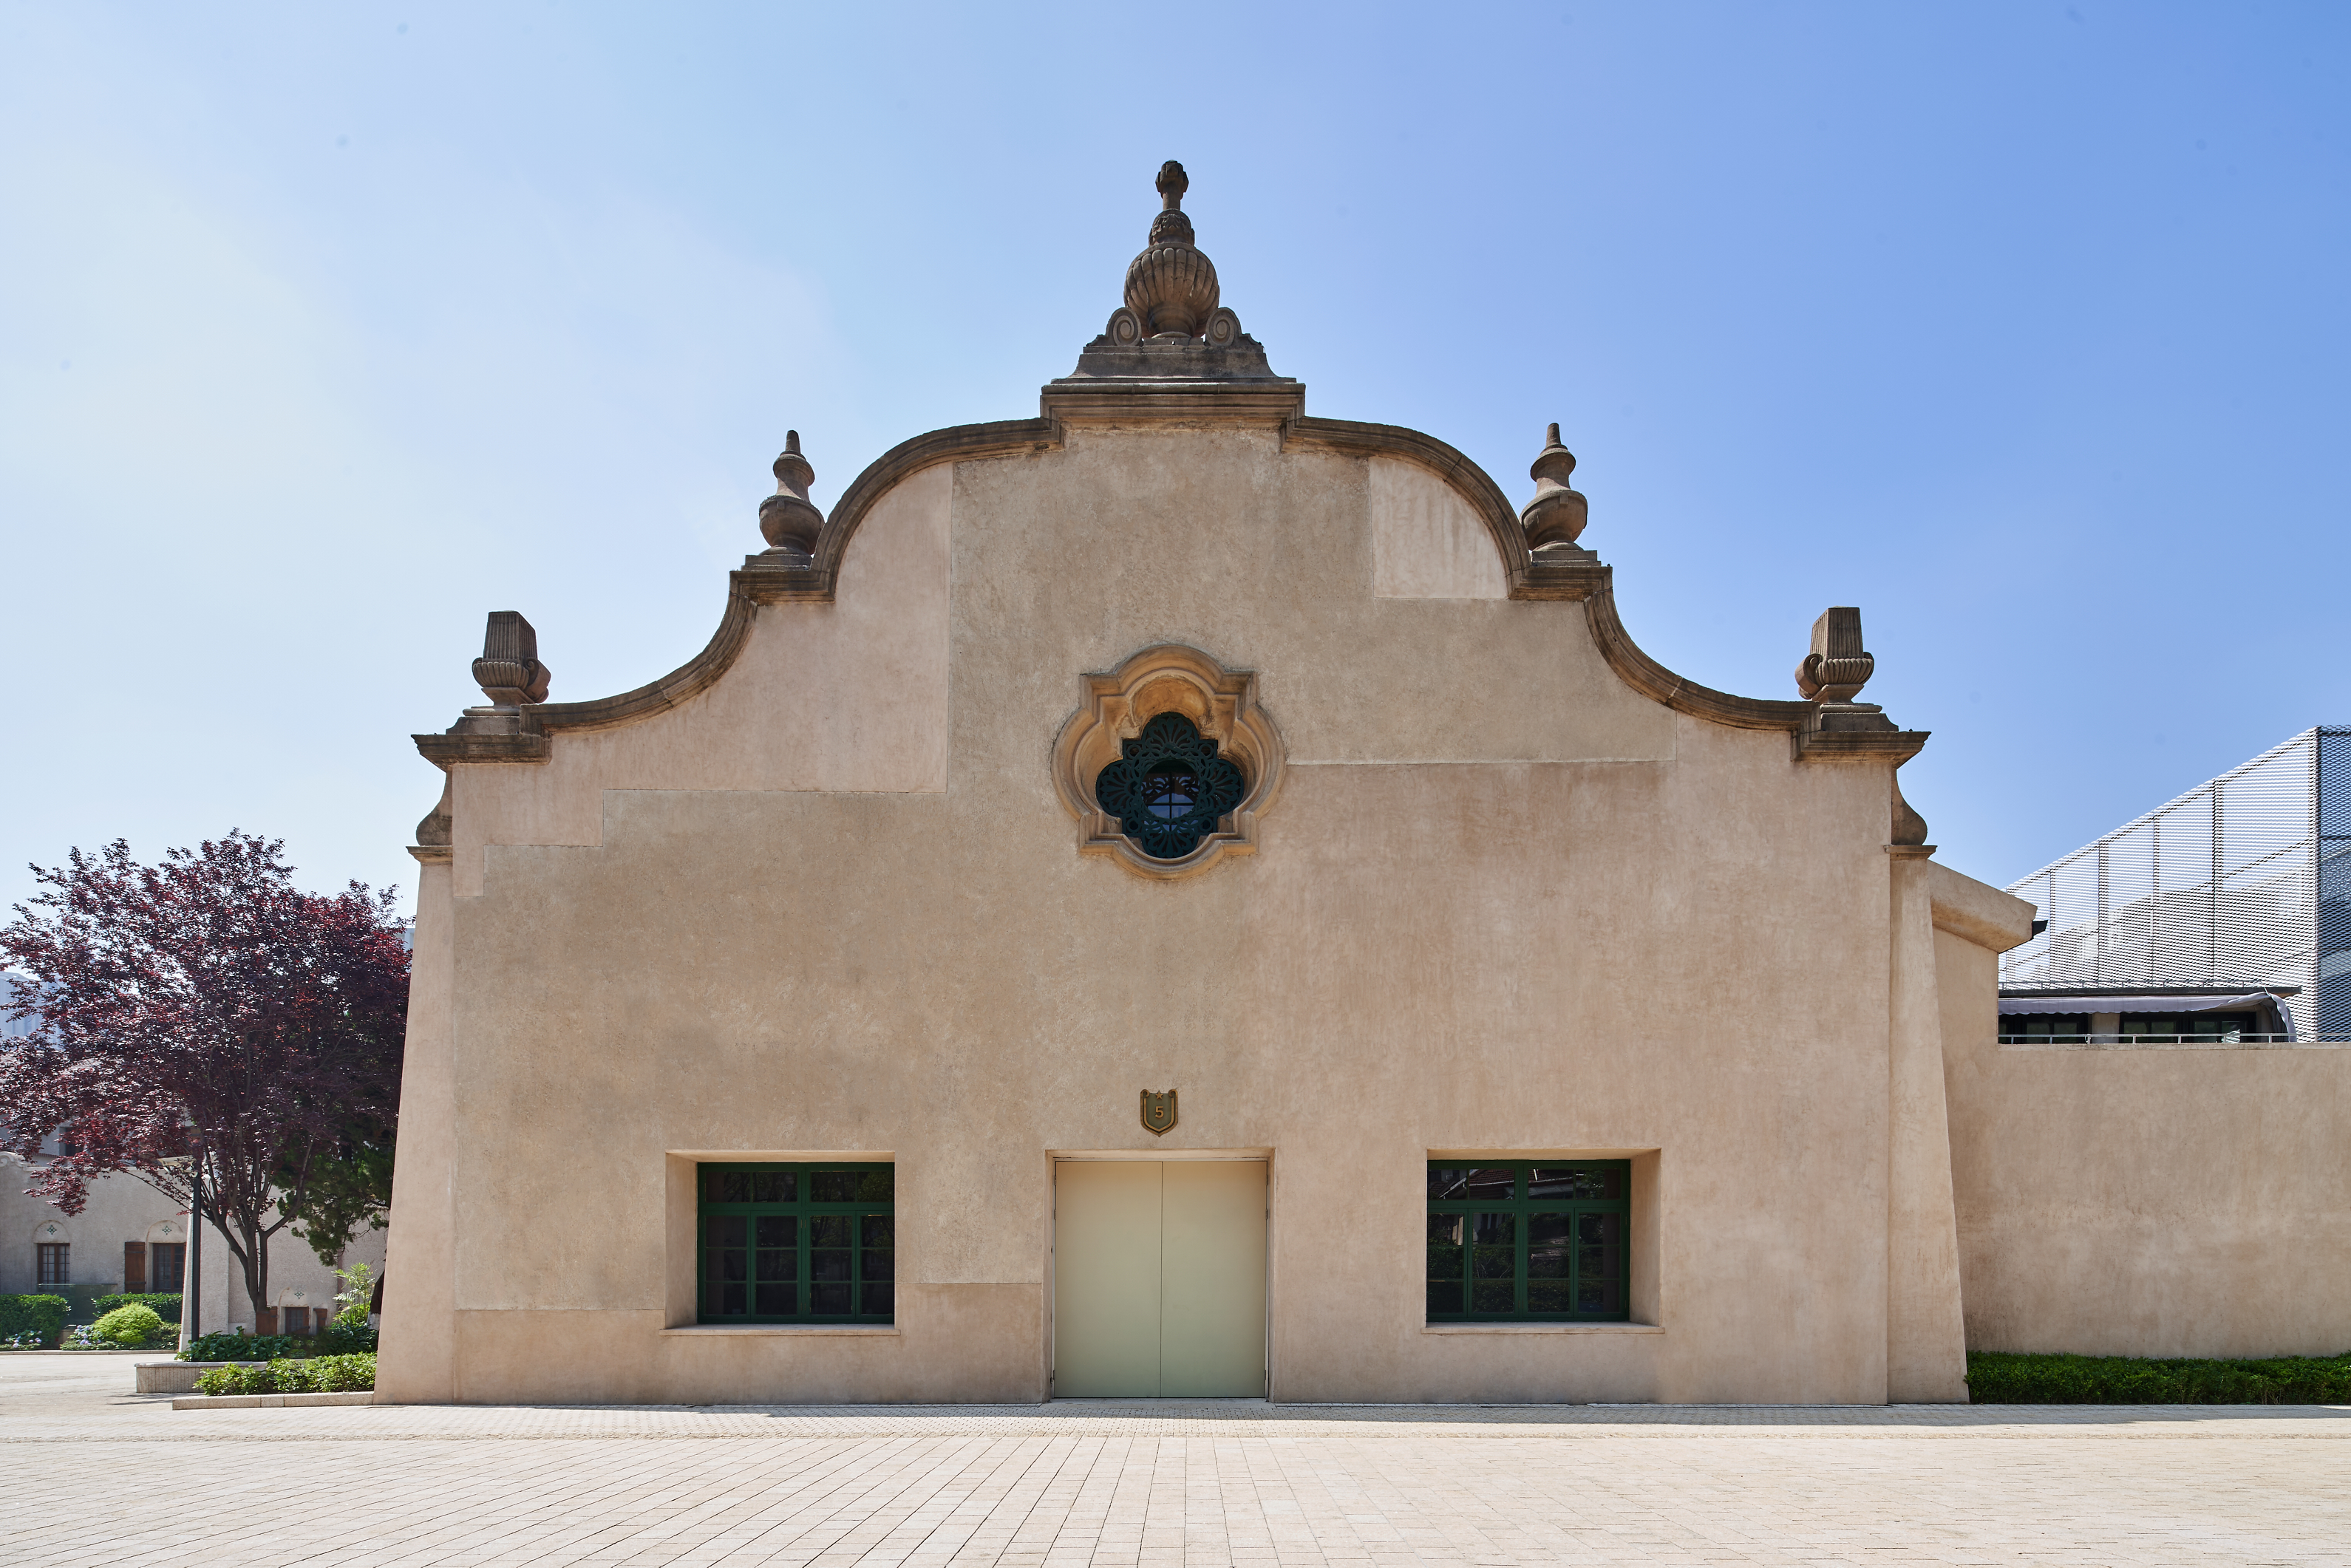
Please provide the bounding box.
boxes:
[1052,644,1287,880]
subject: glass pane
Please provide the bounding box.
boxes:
[1576,1278,1624,1315]
[751,1171,796,1204]
[1426,1214,1464,1284]
[1529,1165,1624,1201]
[861,1215,894,1248]
[1471,1279,1515,1312]
[756,1216,796,1249]
[1427,1166,1514,1201]
[812,1170,886,1202]
[1527,1213,1571,1278]
[705,1216,745,1250]
[810,1216,851,1249]
[857,1169,895,1201]
[1426,1281,1463,1315]
[1528,1281,1573,1312]
[710,1248,746,1283]
[862,1282,894,1316]
[707,1170,752,1204]
[757,1248,796,1282]
[810,1283,851,1315]
[754,1282,795,1315]
[718,1283,746,1315]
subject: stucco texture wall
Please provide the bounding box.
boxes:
[381,421,1986,1405]
[1940,926,2351,1359]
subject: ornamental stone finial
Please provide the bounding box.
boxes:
[757,429,823,558]
[472,610,550,706]
[1794,607,1876,703]
[1520,423,1591,553]
[1124,160,1219,339]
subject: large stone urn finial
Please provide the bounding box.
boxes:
[1520,423,1590,553]
[757,430,823,559]
[1123,160,1221,340]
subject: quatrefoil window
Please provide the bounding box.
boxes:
[1094,712,1247,860]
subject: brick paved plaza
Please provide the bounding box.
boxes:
[2,1354,2346,1567]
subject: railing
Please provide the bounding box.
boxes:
[1998,1032,2351,1048]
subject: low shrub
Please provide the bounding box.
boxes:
[180,1329,302,1363]
[91,1303,168,1349]
[309,1353,375,1392]
[193,1353,375,1397]
[92,1292,181,1326]
[1967,1351,2351,1404]
[316,1316,378,1356]
[0,1295,70,1349]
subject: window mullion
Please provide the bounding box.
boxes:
[1513,1165,1530,1318]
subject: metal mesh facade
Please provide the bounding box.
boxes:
[2001,726,2351,1038]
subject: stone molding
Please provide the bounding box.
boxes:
[1052,644,1288,880]
[406,408,1919,771]
[1925,861,2038,952]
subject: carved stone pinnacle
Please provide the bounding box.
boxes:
[1127,160,1217,338]
[472,610,551,706]
[1794,607,1876,703]
[1520,422,1590,552]
[758,429,823,557]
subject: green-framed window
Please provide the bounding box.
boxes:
[697,1162,894,1324]
[1426,1160,1630,1322]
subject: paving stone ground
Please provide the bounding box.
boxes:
[4,1354,2347,1567]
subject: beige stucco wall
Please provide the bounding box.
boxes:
[382,416,2021,1405]
[1940,916,2351,1358]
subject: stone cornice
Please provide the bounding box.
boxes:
[409,406,1924,768]
[412,731,551,767]
[1582,585,1812,732]
[1042,381,1306,426]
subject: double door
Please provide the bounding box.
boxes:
[1052,1160,1266,1397]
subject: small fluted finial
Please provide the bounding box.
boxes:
[472,610,551,706]
[1794,607,1876,702]
[1519,423,1590,551]
[758,429,823,557]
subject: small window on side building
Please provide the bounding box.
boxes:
[1426,1161,1630,1323]
[698,1162,894,1325]
[36,1242,69,1285]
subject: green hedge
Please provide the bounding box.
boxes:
[194,1353,374,1396]
[1967,1351,2351,1404]
[92,1292,181,1325]
[180,1330,303,1363]
[0,1294,70,1348]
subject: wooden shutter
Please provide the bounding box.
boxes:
[123,1241,146,1292]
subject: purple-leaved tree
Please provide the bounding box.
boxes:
[0,833,407,1329]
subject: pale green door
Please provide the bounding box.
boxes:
[1053,1160,1267,1398]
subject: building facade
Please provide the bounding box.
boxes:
[376,168,2347,1405]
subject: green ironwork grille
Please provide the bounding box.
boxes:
[1093,711,1246,860]
[697,1162,894,1324]
[1426,1160,1630,1322]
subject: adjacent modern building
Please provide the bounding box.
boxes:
[376,167,2350,1406]
[2001,726,2351,1037]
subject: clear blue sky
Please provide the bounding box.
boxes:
[4,2,2345,917]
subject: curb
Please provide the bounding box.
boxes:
[171,1391,375,1410]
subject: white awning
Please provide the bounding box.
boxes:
[1997,992,2276,1015]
